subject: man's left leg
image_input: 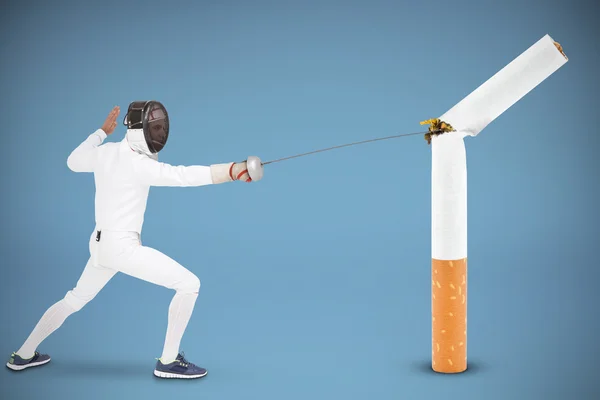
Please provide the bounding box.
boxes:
[7,258,117,371]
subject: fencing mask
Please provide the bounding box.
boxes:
[123,101,169,159]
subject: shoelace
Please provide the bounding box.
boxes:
[177,352,196,368]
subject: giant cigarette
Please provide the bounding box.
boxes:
[430,34,568,373]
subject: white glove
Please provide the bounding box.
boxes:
[210,156,263,184]
[210,161,250,184]
[230,161,251,182]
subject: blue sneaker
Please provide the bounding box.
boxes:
[6,351,51,371]
[153,352,207,379]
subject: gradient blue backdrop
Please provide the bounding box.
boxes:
[1,0,598,399]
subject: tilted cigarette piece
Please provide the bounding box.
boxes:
[439,35,568,138]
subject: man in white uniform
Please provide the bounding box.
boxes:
[6,102,263,379]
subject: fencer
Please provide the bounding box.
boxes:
[6,101,264,379]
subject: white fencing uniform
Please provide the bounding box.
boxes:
[16,129,217,363]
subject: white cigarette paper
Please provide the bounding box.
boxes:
[431,131,468,261]
[432,34,568,261]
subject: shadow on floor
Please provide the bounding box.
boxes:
[410,360,488,376]
[50,359,154,379]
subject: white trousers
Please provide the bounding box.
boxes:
[17,229,200,362]
[64,230,200,311]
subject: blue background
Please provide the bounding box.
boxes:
[1,0,598,399]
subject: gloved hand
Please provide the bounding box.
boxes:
[229,161,251,182]
[229,156,264,182]
[210,156,263,184]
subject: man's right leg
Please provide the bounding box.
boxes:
[114,243,205,379]
[7,258,116,371]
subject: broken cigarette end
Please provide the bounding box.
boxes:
[553,41,568,60]
[420,118,455,145]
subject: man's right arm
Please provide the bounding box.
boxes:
[132,156,251,187]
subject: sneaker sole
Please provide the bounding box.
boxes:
[6,358,51,371]
[153,369,208,379]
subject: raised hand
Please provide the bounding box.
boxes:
[101,106,120,135]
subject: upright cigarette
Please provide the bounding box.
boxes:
[430,34,568,373]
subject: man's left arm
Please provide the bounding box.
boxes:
[66,106,120,173]
[66,129,107,172]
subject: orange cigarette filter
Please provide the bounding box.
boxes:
[432,258,467,373]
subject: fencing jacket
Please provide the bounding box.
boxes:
[66,129,215,234]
